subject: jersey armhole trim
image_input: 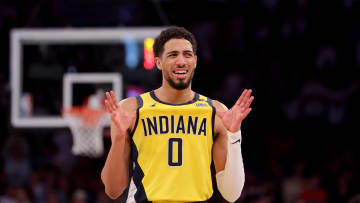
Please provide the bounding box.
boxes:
[206,98,216,140]
[129,96,143,138]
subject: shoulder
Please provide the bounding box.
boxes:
[211,100,229,112]
[119,97,139,113]
[198,94,228,112]
[210,100,228,138]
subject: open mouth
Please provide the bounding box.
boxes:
[173,70,188,79]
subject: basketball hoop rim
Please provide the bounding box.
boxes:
[62,106,107,128]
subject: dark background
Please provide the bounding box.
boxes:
[1,0,360,202]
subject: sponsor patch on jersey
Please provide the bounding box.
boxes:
[196,103,207,107]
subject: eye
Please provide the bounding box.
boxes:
[185,53,193,57]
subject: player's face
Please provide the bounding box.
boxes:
[156,38,197,90]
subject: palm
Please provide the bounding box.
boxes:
[105,91,135,136]
[110,106,135,134]
[217,89,254,132]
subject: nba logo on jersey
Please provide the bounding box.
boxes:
[196,103,207,107]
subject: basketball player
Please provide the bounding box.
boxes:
[101,27,254,203]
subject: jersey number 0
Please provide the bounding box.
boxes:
[168,138,182,166]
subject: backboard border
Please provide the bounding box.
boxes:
[10,27,164,128]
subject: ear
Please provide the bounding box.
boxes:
[155,57,162,70]
[194,55,197,69]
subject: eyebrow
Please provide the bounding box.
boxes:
[165,50,194,55]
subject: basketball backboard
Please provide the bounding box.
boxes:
[10,28,164,128]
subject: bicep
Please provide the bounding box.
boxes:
[212,116,228,173]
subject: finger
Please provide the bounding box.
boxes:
[105,99,115,113]
[105,93,116,111]
[106,91,117,111]
[111,102,118,112]
[242,108,252,119]
[105,92,112,104]
[237,108,252,120]
[105,92,112,111]
[110,91,119,110]
[244,96,254,109]
[106,91,115,107]
[235,89,248,106]
[109,91,116,107]
[104,100,110,112]
[109,100,118,113]
[110,91,119,106]
[239,89,252,108]
[110,102,116,112]
[246,89,252,99]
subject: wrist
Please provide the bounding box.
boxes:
[227,125,241,133]
[217,130,245,202]
[227,130,242,143]
[112,133,128,144]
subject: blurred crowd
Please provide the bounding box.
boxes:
[0,131,112,203]
[1,0,360,202]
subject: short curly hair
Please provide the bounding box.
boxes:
[153,26,197,58]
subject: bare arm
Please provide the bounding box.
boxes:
[213,89,254,170]
[212,102,229,173]
[101,91,138,199]
[212,89,254,202]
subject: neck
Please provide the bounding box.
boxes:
[155,83,194,104]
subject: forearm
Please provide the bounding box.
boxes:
[101,134,131,199]
[216,130,245,203]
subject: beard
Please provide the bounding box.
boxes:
[164,69,195,90]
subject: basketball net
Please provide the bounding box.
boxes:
[62,90,108,158]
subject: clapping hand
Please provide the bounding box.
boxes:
[216,89,254,133]
[104,91,136,138]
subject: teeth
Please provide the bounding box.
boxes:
[175,71,187,74]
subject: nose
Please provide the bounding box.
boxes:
[175,55,186,67]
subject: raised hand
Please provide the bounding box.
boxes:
[216,89,254,133]
[104,91,136,137]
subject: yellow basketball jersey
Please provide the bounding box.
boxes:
[127,91,215,203]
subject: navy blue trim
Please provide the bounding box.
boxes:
[129,95,150,202]
[150,90,199,106]
[206,97,216,140]
[129,96,143,138]
[130,139,150,202]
